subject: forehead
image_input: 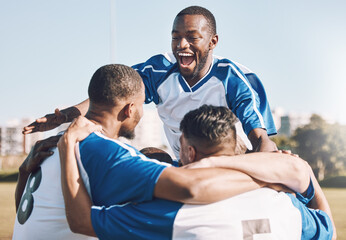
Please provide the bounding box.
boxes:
[172,14,209,34]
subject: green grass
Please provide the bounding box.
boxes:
[0,183,345,239]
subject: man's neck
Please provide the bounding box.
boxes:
[85,110,121,140]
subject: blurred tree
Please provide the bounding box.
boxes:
[291,114,346,180]
[271,135,294,150]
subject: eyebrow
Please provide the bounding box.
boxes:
[171,30,200,34]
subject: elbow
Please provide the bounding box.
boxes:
[66,215,83,234]
[290,157,310,193]
[185,177,214,204]
[66,214,90,235]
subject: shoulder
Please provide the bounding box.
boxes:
[79,133,130,161]
[132,53,177,72]
[211,56,250,85]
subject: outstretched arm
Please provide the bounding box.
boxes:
[184,152,310,194]
[23,99,90,134]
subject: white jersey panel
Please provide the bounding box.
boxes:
[12,148,97,240]
[172,188,302,240]
[156,73,251,156]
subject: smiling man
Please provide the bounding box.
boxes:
[24,6,277,158]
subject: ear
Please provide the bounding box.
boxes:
[209,34,218,50]
[188,145,196,163]
[123,102,135,118]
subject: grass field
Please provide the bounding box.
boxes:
[1,183,345,239]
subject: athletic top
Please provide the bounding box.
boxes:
[76,132,170,207]
[75,133,332,240]
[12,148,96,240]
[133,53,276,157]
[89,182,333,240]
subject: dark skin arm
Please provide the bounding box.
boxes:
[248,128,277,152]
[22,99,90,134]
[15,135,61,211]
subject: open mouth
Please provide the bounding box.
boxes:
[178,52,195,67]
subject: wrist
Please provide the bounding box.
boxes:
[61,107,81,122]
[19,163,30,177]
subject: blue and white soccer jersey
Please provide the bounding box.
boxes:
[75,132,332,240]
[133,53,276,157]
[90,185,333,240]
[76,132,170,207]
[12,148,96,240]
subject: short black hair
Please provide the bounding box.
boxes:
[88,64,142,106]
[180,105,237,149]
[140,147,173,165]
[176,6,217,35]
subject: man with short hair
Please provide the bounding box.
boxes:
[57,104,335,239]
[13,64,282,240]
[23,6,277,157]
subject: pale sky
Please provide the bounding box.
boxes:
[1,0,346,126]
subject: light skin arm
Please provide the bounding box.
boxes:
[248,128,278,152]
[58,117,101,236]
[306,163,337,239]
[184,152,310,194]
[22,99,90,134]
[58,133,96,236]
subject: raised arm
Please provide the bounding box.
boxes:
[23,99,90,134]
[185,152,310,194]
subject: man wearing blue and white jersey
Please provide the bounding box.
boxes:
[59,105,335,240]
[12,135,97,240]
[23,6,277,158]
[132,52,276,157]
[13,64,266,239]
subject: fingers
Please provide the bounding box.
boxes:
[22,117,48,134]
[35,135,61,151]
[22,126,34,135]
[35,117,48,123]
[275,149,299,158]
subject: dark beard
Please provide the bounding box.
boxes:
[119,110,141,140]
[185,49,210,83]
[119,128,136,140]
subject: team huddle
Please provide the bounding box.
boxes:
[13,6,335,240]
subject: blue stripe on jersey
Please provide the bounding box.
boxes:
[78,132,168,207]
[91,199,182,240]
[178,75,190,92]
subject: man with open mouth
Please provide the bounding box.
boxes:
[23,6,278,159]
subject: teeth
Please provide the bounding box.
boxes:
[178,53,193,57]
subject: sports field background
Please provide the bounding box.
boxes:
[1,183,345,240]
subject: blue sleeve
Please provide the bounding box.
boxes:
[90,199,182,240]
[287,193,333,240]
[132,54,174,104]
[295,179,315,205]
[219,62,276,135]
[79,135,168,206]
[244,73,276,135]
